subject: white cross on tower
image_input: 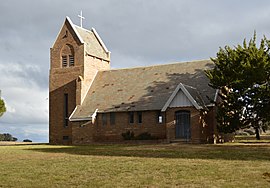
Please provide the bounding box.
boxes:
[78,10,85,28]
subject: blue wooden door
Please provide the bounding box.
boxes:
[175,111,190,140]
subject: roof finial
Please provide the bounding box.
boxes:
[78,10,85,28]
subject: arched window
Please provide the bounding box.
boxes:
[61,44,74,68]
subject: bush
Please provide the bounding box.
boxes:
[244,129,255,135]
[235,130,249,136]
[121,131,157,140]
[121,131,134,140]
[135,132,156,140]
[23,139,32,142]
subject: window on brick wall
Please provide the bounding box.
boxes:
[63,93,68,127]
[61,44,74,68]
[63,136,69,140]
[129,112,134,124]
[137,111,142,124]
[157,111,163,124]
[110,112,115,125]
[69,55,74,66]
[62,56,67,67]
[102,113,107,126]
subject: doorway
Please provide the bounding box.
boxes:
[175,111,191,140]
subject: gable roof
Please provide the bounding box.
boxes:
[70,60,215,121]
[74,26,110,61]
[53,17,110,61]
[161,83,207,111]
[184,84,208,109]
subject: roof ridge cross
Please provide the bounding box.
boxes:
[78,10,85,28]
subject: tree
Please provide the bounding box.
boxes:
[0,133,17,141]
[0,94,6,117]
[205,34,270,140]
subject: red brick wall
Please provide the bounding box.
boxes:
[71,108,216,144]
[72,121,95,144]
[49,75,77,145]
[205,106,218,143]
[49,21,84,144]
[71,110,166,143]
[81,55,110,102]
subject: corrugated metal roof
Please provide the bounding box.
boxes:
[71,60,215,120]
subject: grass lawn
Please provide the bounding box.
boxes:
[0,143,270,187]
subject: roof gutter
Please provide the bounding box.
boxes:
[69,117,92,122]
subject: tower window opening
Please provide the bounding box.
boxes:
[62,56,67,67]
[69,55,74,66]
[61,44,74,68]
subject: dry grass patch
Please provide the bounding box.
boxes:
[0,141,37,146]
[0,143,269,187]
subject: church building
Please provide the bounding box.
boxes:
[49,17,218,145]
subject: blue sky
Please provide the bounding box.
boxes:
[1,0,270,142]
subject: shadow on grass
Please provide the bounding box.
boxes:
[26,143,270,161]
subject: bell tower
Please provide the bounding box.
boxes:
[49,17,110,144]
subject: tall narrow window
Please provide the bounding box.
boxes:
[62,56,67,67]
[64,93,68,127]
[102,113,107,126]
[137,111,142,124]
[129,112,134,124]
[157,111,163,124]
[110,112,115,125]
[69,55,74,66]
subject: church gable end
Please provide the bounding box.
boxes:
[162,83,208,112]
[169,90,193,107]
[49,17,111,144]
[50,17,84,70]
[52,17,84,48]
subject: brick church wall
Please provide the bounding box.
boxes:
[81,56,110,103]
[49,21,85,144]
[71,110,166,143]
[72,121,95,144]
[205,106,218,143]
[71,108,215,144]
[49,80,77,144]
